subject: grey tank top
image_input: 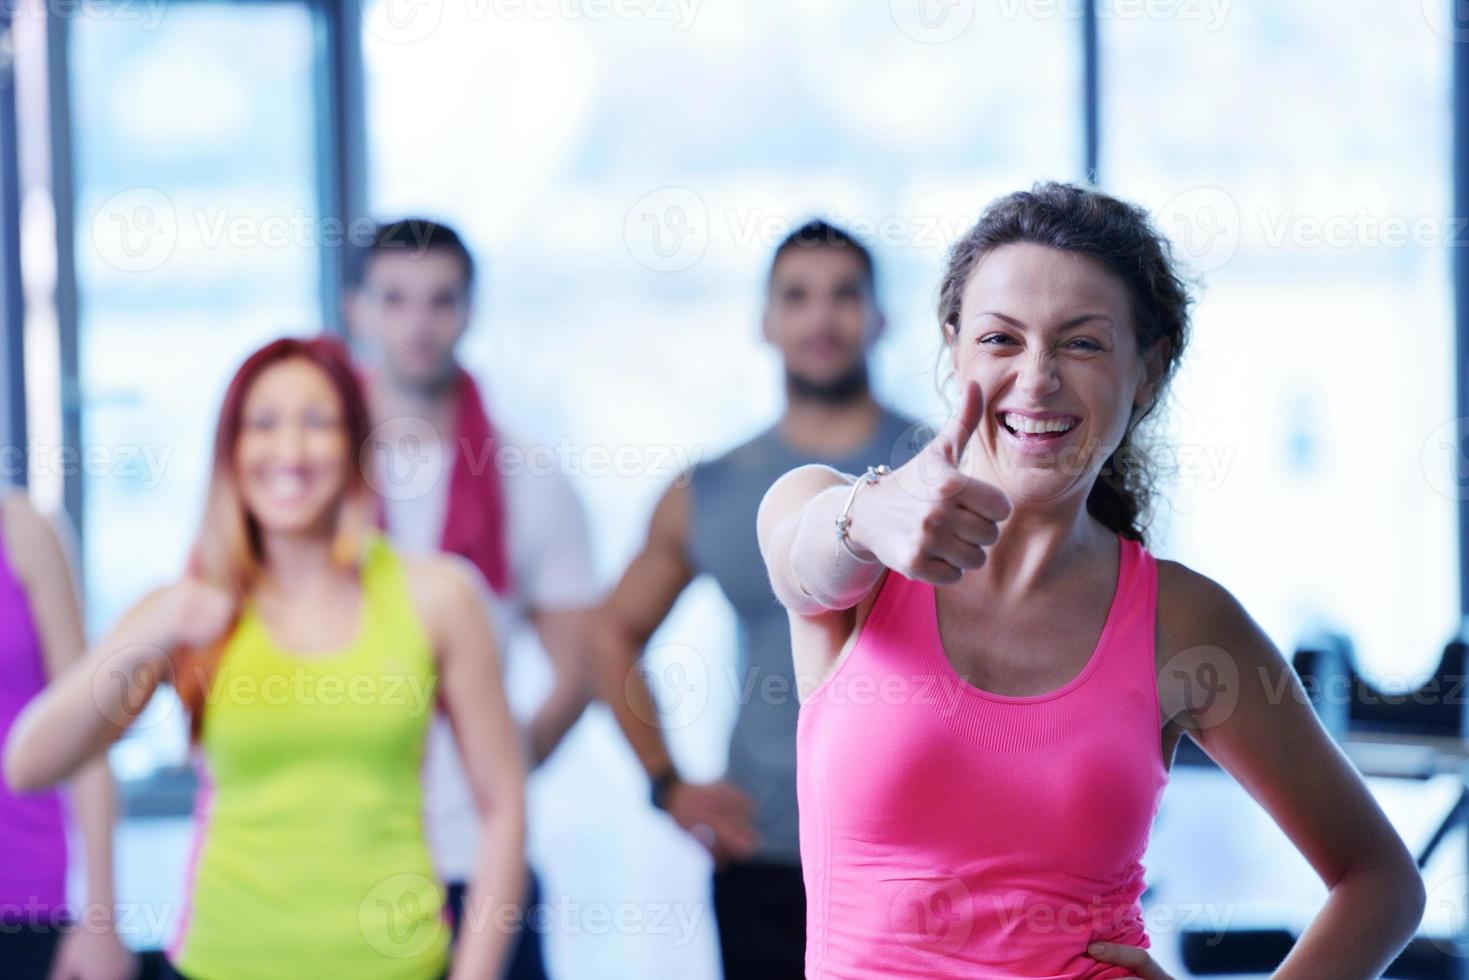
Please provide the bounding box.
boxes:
[686,406,931,864]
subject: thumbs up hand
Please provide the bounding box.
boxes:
[843,380,1011,584]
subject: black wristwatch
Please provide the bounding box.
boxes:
[649,765,682,811]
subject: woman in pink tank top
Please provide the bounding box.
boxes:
[757,183,1426,978]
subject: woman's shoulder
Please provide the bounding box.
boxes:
[1153,555,1271,666]
[1,490,51,552]
[0,491,75,592]
[395,549,491,633]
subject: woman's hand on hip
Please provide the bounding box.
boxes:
[1088,940,1176,980]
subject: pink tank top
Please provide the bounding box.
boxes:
[796,533,1168,978]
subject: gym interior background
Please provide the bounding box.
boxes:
[1,1,1467,977]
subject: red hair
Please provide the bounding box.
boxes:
[172,336,375,738]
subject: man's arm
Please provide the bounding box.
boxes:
[591,479,696,782]
[524,605,595,767]
[590,477,758,864]
[513,461,605,767]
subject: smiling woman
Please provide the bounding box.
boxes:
[932,185,1189,541]
[756,182,1426,979]
[3,336,528,980]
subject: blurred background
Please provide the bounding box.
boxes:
[1,0,1467,977]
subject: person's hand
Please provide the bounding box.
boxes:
[48,924,139,980]
[666,778,759,869]
[844,379,1010,584]
[153,578,237,651]
[1087,940,1176,979]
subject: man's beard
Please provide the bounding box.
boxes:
[787,360,869,404]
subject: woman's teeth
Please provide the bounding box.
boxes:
[1001,413,1077,435]
[268,472,310,500]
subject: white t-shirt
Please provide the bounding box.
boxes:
[378,423,601,882]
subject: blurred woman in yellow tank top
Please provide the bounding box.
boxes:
[4,336,527,980]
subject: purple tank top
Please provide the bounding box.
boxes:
[0,513,68,924]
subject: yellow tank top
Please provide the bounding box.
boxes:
[169,533,450,980]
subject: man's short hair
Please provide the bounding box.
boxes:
[767,219,876,292]
[349,218,475,291]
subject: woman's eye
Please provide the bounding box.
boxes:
[1067,338,1102,351]
[979,334,1015,346]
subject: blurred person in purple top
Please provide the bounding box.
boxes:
[0,490,136,979]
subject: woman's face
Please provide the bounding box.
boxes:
[947,242,1158,509]
[234,357,352,537]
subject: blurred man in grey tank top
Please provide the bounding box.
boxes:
[594,220,929,978]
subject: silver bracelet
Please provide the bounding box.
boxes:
[834,465,890,563]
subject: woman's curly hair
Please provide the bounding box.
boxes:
[936,181,1194,545]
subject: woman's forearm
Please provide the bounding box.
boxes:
[450,806,528,980]
[1273,860,1425,979]
[70,756,120,923]
[785,481,884,612]
[5,618,167,793]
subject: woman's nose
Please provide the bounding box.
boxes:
[1015,351,1062,398]
[267,423,309,463]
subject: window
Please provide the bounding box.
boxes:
[63,2,345,786]
[1101,2,1457,685]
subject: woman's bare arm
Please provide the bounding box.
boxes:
[5,496,139,977]
[1161,563,1426,977]
[756,463,881,614]
[410,555,527,980]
